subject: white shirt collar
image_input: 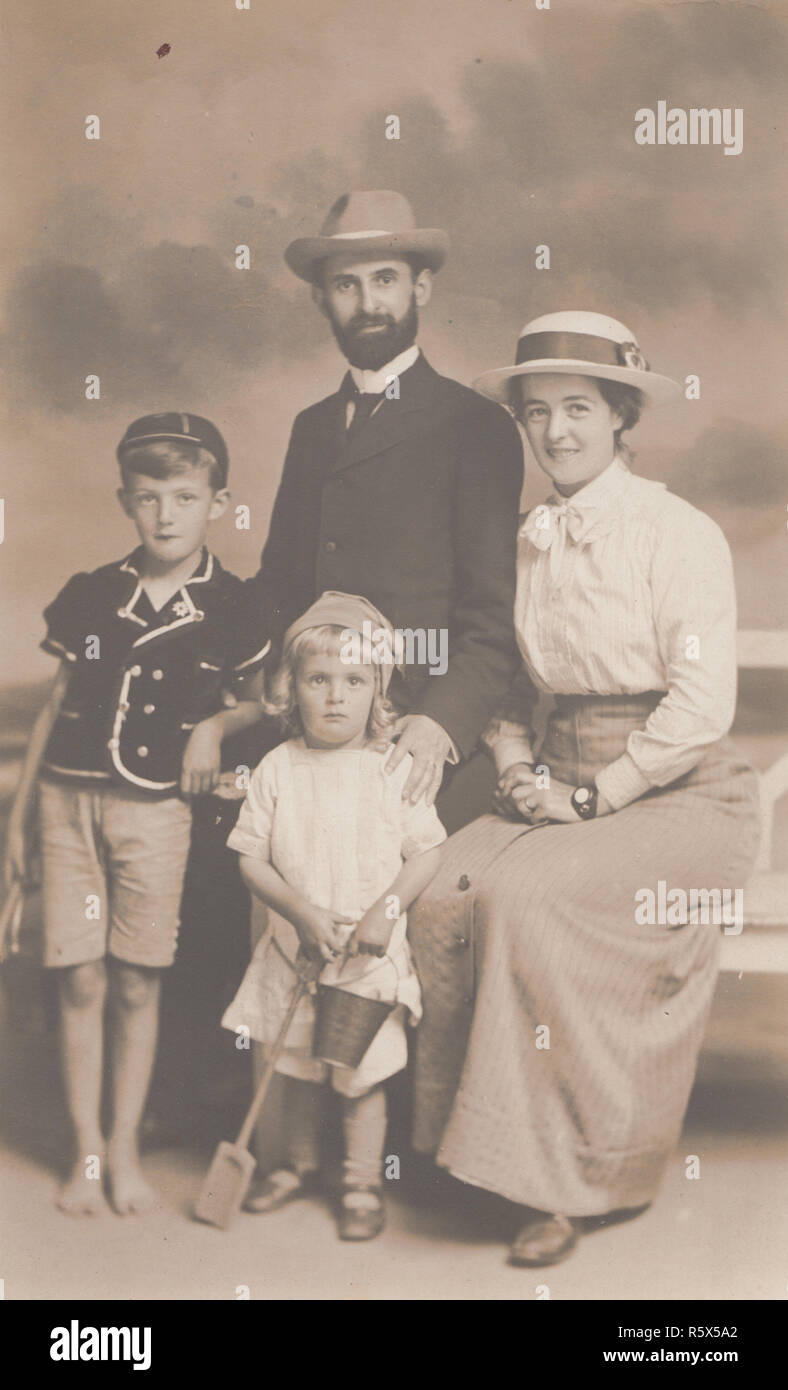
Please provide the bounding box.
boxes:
[349,344,420,395]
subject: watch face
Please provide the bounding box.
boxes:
[572,785,597,819]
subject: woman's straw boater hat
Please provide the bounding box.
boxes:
[473,310,682,407]
[284,190,449,285]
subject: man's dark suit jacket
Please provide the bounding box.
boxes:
[255,352,523,761]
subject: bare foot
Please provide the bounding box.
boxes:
[57,1162,108,1216]
[105,1146,158,1216]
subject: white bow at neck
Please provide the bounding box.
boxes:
[519,457,629,584]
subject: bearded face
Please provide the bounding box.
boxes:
[315,257,425,370]
[326,294,419,369]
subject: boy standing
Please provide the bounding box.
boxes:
[4,414,270,1215]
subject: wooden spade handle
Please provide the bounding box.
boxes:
[235,954,322,1152]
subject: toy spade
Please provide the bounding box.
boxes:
[193,953,321,1229]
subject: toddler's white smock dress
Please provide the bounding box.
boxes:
[222,738,446,1098]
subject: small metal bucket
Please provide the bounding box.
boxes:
[313,956,399,1069]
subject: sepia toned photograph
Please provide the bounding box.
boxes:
[1,0,785,1332]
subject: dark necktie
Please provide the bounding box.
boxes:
[347,390,384,436]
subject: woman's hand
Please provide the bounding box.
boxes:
[496,761,536,795]
[503,775,614,825]
[180,716,223,796]
[510,778,578,824]
[294,905,357,965]
[492,762,537,818]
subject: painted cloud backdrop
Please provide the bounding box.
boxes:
[1,0,786,676]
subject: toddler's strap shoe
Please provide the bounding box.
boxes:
[243,1167,317,1214]
[337,1184,386,1241]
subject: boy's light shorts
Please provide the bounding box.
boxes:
[38,780,192,969]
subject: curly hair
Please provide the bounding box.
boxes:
[265,624,398,741]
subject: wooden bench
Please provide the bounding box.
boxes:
[719,630,788,974]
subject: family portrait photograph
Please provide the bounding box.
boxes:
[0,0,785,1348]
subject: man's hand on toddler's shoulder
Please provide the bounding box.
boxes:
[386,713,453,807]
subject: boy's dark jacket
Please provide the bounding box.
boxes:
[41,549,270,794]
[255,353,524,760]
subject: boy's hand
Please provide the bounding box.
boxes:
[349,902,394,959]
[181,716,223,796]
[3,821,27,888]
[294,906,357,966]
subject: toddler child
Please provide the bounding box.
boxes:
[4,413,270,1214]
[222,591,445,1240]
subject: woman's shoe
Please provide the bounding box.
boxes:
[336,1184,386,1241]
[242,1168,317,1214]
[508,1211,578,1267]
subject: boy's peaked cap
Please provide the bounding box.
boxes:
[117,413,229,485]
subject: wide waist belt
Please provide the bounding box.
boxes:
[552,691,665,714]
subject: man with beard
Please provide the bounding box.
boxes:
[255,190,524,822]
[150,190,522,1156]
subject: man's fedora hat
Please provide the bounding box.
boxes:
[473,311,682,407]
[284,190,449,284]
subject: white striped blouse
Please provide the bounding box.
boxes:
[484,456,739,809]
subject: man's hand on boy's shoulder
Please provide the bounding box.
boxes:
[180,716,223,796]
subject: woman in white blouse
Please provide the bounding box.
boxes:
[408,311,761,1269]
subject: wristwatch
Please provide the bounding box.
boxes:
[570,782,598,820]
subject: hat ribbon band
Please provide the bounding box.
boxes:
[515,330,646,371]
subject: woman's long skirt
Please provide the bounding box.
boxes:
[409,694,761,1216]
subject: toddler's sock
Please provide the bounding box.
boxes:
[341,1083,387,1189]
[284,1077,324,1178]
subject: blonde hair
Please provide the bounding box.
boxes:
[119,440,224,490]
[265,624,397,741]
